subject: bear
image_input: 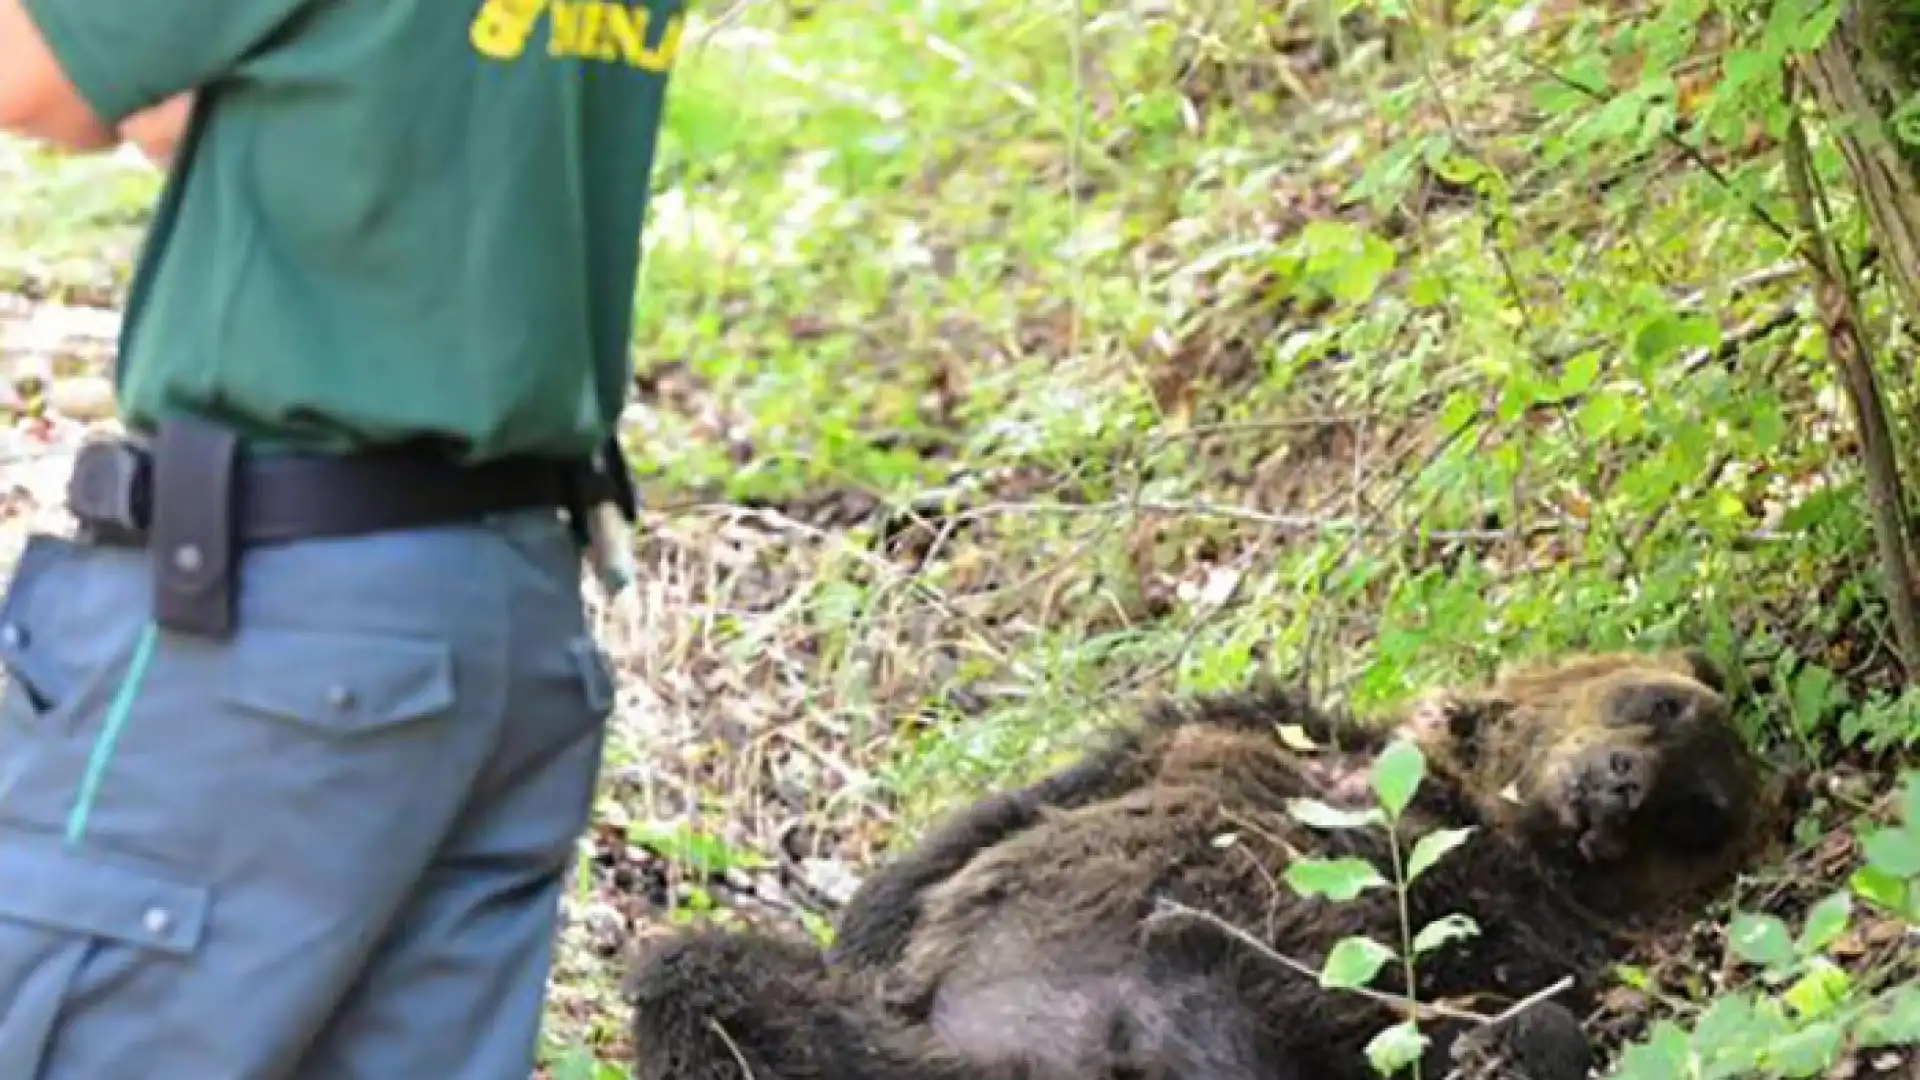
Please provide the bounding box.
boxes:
[623,648,1770,1080]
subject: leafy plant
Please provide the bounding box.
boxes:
[1282,738,1481,1078]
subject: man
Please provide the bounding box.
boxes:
[0,0,678,1075]
[118,93,196,167]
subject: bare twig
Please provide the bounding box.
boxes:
[1147,899,1486,1024]
[1146,898,1577,1028]
[1485,975,1581,1027]
[713,504,1022,670]
[955,495,1573,544]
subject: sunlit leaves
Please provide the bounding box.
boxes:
[1320,936,1396,990]
[1285,857,1390,902]
[1371,739,1425,820]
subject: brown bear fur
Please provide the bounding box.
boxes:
[624,648,1770,1080]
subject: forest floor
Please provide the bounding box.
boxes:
[5,2,1920,1077]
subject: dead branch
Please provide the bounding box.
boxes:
[1145,898,1576,1028]
[957,496,1575,544]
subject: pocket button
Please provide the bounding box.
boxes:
[142,907,173,937]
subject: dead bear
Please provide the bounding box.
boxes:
[624,649,1769,1080]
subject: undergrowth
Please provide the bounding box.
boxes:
[587,0,1920,1072]
[606,0,1920,816]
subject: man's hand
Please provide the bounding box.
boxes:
[120,93,195,169]
[0,0,114,150]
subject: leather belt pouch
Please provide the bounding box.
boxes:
[148,419,240,640]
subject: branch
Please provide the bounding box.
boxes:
[1145,899,1487,1025]
[1784,62,1920,681]
[958,497,1575,544]
[1520,58,1801,252]
[1145,898,1576,1029]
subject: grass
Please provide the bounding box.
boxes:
[5,0,1920,1076]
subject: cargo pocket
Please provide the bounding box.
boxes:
[0,825,209,1077]
[219,627,457,739]
[147,626,468,877]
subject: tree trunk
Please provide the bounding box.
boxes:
[1801,3,1920,313]
[1796,2,1920,680]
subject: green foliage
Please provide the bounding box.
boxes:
[1322,935,1399,990]
[626,821,770,877]
[1366,1019,1432,1079]
[1286,855,1392,903]
[625,820,771,933]
[543,1041,633,1080]
[1837,686,1920,755]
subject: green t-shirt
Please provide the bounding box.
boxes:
[23,0,682,463]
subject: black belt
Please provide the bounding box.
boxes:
[64,418,638,640]
[70,439,603,545]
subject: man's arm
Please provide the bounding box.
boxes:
[120,93,196,168]
[1,0,317,155]
[0,0,113,150]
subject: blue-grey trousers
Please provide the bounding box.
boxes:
[0,508,615,1078]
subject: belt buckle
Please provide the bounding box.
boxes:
[67,438,149,543]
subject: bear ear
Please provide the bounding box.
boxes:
[1673,647,1727,695]
[1408,692,1512,770]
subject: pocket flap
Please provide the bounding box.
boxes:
[0,827,210,957]
[0,534,85,711]
[221,628,456,736]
